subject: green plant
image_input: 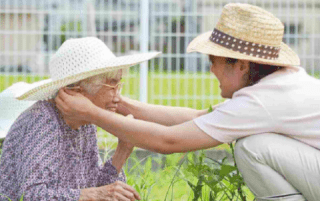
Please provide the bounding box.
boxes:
[157,105,254,200]
[0,138,4,157]
[182,149,251,201]
[0,193,24,201]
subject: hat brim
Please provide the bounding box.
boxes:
[16,51,161,101]
[0,130,6,139]
[187,31,300,69]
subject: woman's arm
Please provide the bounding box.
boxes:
[117,96,209,126]
[93,108,221,154]
[55,89,222,153]
[112,139,134,173]
[111,114,135,173]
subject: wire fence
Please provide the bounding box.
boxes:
[1,0,319,109]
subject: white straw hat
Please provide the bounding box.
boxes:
[187,3,300,68]
[15,37,161,101]
[0,83,36,138]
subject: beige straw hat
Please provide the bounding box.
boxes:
[187,3,300,68]
[15,37,161,101]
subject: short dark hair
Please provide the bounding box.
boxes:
[209,55,283,86]
[247,62,283,86]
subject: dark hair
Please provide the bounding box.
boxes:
[209,55,283,86]
[247,62,283,86]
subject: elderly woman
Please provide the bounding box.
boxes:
[0,37,160,201]
[56,4,320,201]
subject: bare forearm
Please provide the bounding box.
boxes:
[91,106,170,153]
[119,96,208,126]
[90,106,220,154]
[112,145,132,173]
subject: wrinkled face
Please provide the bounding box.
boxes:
[84,70,122,113]
[209,56,249,99]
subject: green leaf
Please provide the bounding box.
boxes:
[19,193,24,201]
[0,193,12,201]
[209,191,215,201]
[208,105,214,113]
[187,180,196,190]
[220,165,237,177]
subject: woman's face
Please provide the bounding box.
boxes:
[209,56,249,98]
[85,70,122,113]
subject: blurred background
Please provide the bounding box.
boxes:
[1,0,319,109]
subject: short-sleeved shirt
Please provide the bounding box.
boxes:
[194,67,320,149]
[0,101,125,201]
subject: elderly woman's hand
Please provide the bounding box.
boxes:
[80,181,141,200]
[55,88,97,124]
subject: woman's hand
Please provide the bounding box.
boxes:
[116,96,132,116]
[55,88,97,124]
[80,181,141,201]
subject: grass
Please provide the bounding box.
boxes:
[0,71,223,110]
[97,128,255,201]
[98,133,255,201]
[121,147,256,201]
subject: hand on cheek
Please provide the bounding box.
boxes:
[55,88,96,122]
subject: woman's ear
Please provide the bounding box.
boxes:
[237,60,250,86]
[235,60,250,80]
[239,60,250,72]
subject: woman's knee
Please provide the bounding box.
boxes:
[234,133,282,165]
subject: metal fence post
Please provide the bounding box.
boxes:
[139,0,149,103]
[86,0,96,37]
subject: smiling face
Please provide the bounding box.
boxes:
[58,70,123,129]
[84,70,122,113]
[209,55,249,98]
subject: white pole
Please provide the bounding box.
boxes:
[139,0,149,103]
[87,0,96,37]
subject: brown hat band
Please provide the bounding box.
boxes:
[209,29,280,60]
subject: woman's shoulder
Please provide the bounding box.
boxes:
[4,101,61,150]
[11,100,60,131]
[26,100,59,119]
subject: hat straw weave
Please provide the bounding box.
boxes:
[187,3,300,67]
[15,37,161,101]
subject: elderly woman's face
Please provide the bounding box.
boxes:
[85,71,122,112]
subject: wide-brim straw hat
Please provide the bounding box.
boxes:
[16,37,161,101]
[187,3,300,68]
[0,83,36,138]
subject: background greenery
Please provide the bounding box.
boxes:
[98,130,255,201]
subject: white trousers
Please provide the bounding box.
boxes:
[234,133,320,201]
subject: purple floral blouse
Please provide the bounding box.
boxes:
[0,101,125,201]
